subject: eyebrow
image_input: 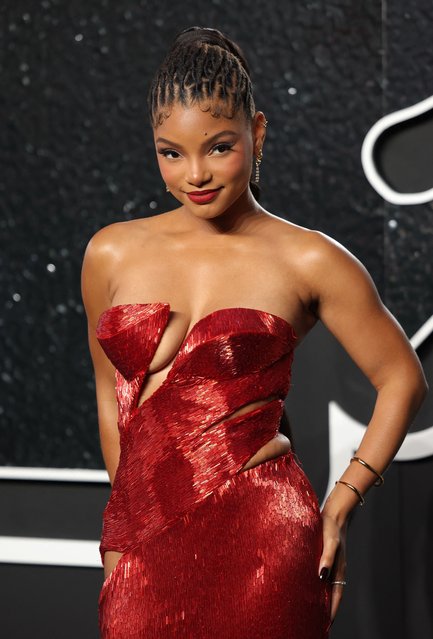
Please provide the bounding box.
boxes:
[155,130,239,149]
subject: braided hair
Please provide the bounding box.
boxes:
[147,26,261,200]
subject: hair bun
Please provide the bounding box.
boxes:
[171,26,251,76]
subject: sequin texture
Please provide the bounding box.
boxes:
[95,303,332,638]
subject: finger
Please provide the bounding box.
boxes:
[318,527,340,578]
[329,546,347,620]
[330,579,346,621]
[329,548,347,584]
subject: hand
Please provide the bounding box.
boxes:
[318,512,348,624]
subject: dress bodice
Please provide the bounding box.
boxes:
[95,303,298,562]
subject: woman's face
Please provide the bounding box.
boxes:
[153,101,265,218]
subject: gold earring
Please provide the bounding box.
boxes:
[255,148,263,184]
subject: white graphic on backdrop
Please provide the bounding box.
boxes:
[361,94,433,205]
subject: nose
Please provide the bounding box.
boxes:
[185,157,212,187]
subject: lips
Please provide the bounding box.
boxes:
[186,187,222,204]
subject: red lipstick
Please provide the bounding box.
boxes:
[186,188,222,204]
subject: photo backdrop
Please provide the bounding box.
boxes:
[1,1,432,637]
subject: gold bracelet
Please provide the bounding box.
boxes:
[335,480,365,506]
[350,456,384,487]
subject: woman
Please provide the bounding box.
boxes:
[81,26,428,638]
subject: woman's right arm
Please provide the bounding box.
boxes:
[81,226,121,486]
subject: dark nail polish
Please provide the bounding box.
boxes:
[319,567,329,580]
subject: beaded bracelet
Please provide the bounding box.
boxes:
[335,480,365,506]
[350,456,384,487]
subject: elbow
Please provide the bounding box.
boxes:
[411,370,429,410]
[379,363,429,410]
[419,376,429,402]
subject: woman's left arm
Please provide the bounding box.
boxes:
[304,230,428,620]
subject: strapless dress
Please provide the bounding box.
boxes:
[95,302,331,638]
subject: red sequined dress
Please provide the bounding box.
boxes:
[95,302,331,638]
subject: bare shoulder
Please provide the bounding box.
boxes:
[265,216,355,261]
[294,227,378,299]
[268,217,374,289]
[83,217,151,258]
[82,213,171,268]
[260,214,383,330]
[278,223,385,330]
[81,216,160,323]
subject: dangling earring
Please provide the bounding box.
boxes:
[255,148,263,184]
[165,184,170,192]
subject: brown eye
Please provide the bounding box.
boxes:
[212,143,233,154]
[159,149,181,159]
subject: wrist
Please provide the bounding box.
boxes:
[321,483,359,526]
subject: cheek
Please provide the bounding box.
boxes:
[156,156,176,183]
[221,151,251,180]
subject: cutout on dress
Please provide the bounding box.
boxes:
[102,549,126,588]
[206,394,291,474]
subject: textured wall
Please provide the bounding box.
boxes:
[383,0,433,336]
[1,1,432,638]
[1,0,387,469]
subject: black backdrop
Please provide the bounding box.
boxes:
[1,1,432,637]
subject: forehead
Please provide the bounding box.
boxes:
[153,101,249,140]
